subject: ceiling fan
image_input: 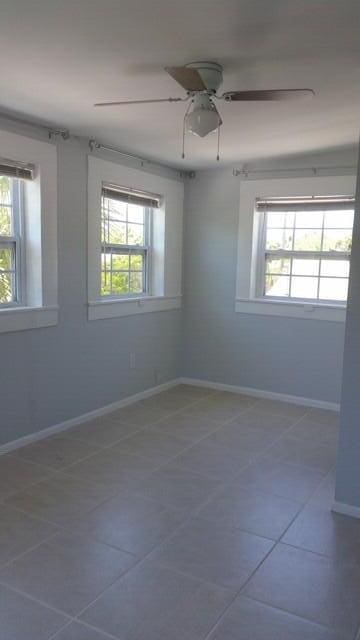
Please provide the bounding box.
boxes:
[94,62,314,160]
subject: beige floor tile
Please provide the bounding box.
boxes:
[150,412,221,443]
[52,621,113,640]
[0,584,68,640]
[267,435,336,473]
[132,463,221,511]
[256,398,309,418]
[283,504,360,562]
[0,454,52,500]
[173,438,253,481]
[198,485,301,540]
[184,395,255,422]
[70,490,185,556]
[81,560,234,640]
[309,470,336,509]
[205,410,292,452]
[208,595,345,640]
[288,416,339,447]
[65,415,143,447]
[114,429,189,464]
[244,543,360,636]
[0,531,136,615]
[13,435,100,470]
[5,472,117,526]
[307,408,340,427]
[0,504,58,566]
[65,448,157,491]
[109,403,170,427]
[234,456,324,502]
[149,516,274,590]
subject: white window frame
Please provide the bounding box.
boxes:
[100,188,153,299]
[235,175,356,322]
[0,176,25,307]
[0,129,58,334]
[88,156,183,320]
[256,202,352,304]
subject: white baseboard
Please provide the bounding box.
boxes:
[179,377,340,412]
[0,378,181,456]
[1,375,339,456]
[332,501,360,519]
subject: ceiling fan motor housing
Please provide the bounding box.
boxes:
[186,61,223,93]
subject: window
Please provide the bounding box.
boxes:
[0,160,34,307]
[88,156,183,321]
[100,184,159,298]
[257,196,354,304]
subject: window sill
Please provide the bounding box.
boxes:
[235,298,346,322]
[88,295,182,321]
[0,305,59,334]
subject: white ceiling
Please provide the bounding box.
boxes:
[0,0,360,168]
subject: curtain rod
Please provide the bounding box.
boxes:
[0,110,70,140]
[233,165,357,178]
[89,139,195,178]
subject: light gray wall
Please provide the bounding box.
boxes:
[335,149,360,510]
[0,129,182,447]
[182,149,357,403]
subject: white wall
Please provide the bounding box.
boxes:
[0,125,183,447]
[335,147,360,513]
[182,148,358,403]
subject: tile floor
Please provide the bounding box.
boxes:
[0,384,358,639]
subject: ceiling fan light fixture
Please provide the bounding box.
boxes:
[185,94,220,137]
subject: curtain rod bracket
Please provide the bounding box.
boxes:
[48,128,70,141]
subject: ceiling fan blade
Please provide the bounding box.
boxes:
[165,66,207,92]
[94,97,185,107]
[222,89,315,101]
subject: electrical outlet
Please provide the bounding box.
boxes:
[130,353,136,369]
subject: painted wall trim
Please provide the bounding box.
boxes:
[0,306,59,334]
[88,295,182,321]
[332,501,360,519]
[235,298,346,323]
[0,378,181,456]
[180,377,340,411]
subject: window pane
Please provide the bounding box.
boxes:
[266,229,293,250]
[292,259,319,276]
[295,211,323,228]
[130,271,143,293]
[105,220,127,244]
[0,205,12,236]
[112,254,129,270]
[111,272,129,295]
[0,272,13,303]
[101,271,111,296]
[322,229,352,252]
[265,274,290,297]
[266,212,294,228]
[290,276,318,299]
[319,278,348,301]
[103,198,127,221]
[127,223,144,245]
[101,253,111,270]
[127,204,144,224]
[324,211,354,229]
[293,229,322,251]
[320,260,350,278]
[130,254,144,271]
[0,176,12,206]
[0,248,13,271]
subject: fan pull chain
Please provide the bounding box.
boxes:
[181,100,193,159]
[216,119,221,161]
